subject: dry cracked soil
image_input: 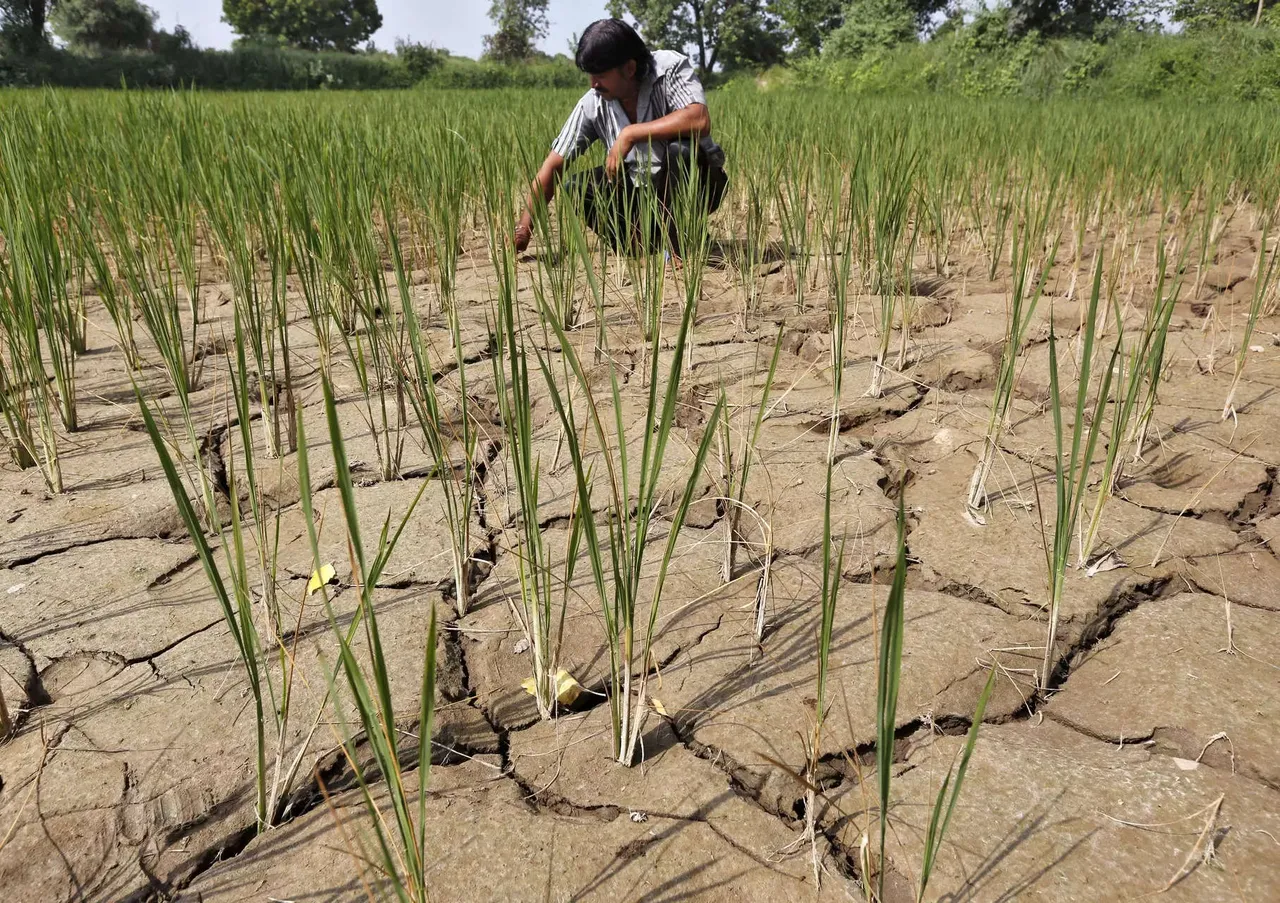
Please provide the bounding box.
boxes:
[2,217,1279,903]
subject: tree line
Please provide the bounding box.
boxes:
[2,0,1276,72]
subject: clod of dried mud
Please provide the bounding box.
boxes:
[1044,592,1280,790]
[824,720,1280,902]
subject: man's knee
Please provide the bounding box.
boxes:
[660,143,727,212]
[564,167,602,205]
[666,140,696,169]
[706,166,728,214]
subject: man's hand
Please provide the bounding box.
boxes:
[514,221,532,253]
[605,127,635,180]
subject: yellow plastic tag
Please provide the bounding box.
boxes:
[521,668,583,705]
[307,564,336,595]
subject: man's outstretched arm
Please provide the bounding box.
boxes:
[514,151,566,252]
[606,103,711,179]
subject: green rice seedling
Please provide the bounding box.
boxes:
[404,125,467,320]
[527,175,585,331]
[966,183,1063,521]
[1128,234,1187,463]
[224,335,329,816]
[284,177,338,370]
[984,161,1014,282]
[801,224,852,877]
[0,340,38,472]
[7,191,79,433]
[915,668,997,902]
[135,378,309,833]
[567,190,612,365]
[102,188,219,523]
[152,126,205,374]
[867,136,918,399]
[535,252,724,765]
[732,151,774,325]
[0,224,63,490]
[40,109,90,360]
[307,145,365,337]
[1191,177,1229,302]
[1064,167,1109,302]
[388,188,480,620]
[629,184,670,344]
[830,487,997,901]
[260,185,298,455]
[567,154,667,346]
[71,192,139,370]
[489,239,586,719]
[717,329,783,588]
[666,149,714,372]
[894,219,922,372]
[824,174,855,461]
[297,377,436,902]
[1222,215,1279,420]
[0,139,79,466]
[202,160,294,459]
[102,182,201,399]
[1041,254,1120,689]
[818,154,857,325]
[872,492,908,901]
[801,450,847,884]
[333,169,409,483]
[776,150,816,312]
[920,154,958,276]
[1078,235,1184,565]
[2,115,85,335]
[227,317,287,634]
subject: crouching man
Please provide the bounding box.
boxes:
[513,18,728,257]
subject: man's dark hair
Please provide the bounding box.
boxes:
[575,19,654,80]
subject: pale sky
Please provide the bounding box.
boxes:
[148,0,611,57]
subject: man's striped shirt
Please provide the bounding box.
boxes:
[551,50,726,186]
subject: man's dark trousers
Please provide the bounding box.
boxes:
[564,140,728,254]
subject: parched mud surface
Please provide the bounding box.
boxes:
[3,218,1280,903]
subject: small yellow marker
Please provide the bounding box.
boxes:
[521,669,583,705]
[307,564,337,595]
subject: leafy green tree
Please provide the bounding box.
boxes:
[773,0,844,54]
[395,38,446,79]
[52,0,156,51]
[1007,0,1131,35]
[607,0,783,73]
[484,0,548,62]
[222,0,382,52]
[1,0,52,52]
[719,0,788,70]
[824,0,915,58]
[1174,0,1276,26]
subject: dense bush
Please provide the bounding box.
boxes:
[0,42,583,90]
[748,22,1280,102]
[422,54,581,89]
[823,0,919,61]
[0,44,415,89]
[395,39,447,81]
[1,18,1275,99]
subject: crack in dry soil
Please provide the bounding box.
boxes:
[10,246,1280,903]
[124,620,224,670]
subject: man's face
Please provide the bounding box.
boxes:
[589,60,637,101]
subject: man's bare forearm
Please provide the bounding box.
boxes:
[622,103,711,148]
[517,152,566,235]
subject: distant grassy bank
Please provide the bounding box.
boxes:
[3,22,1279,102]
